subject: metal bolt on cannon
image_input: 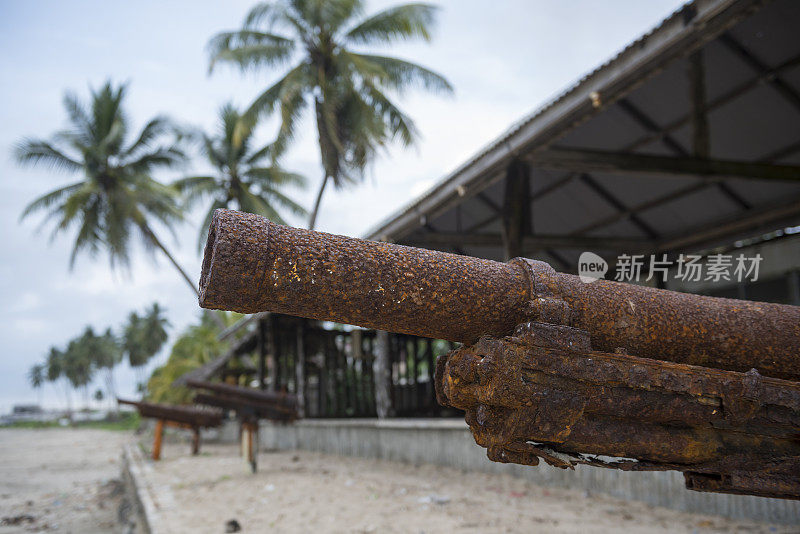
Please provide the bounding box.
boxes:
[199,209,800,499]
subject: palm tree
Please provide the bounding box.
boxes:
[64,331,96,409]
[123,303,171,390]
[141,303,171,357]
[208,0,452,229]
[14,81,197,294]
[92,327,122,411]
[45,347,71,418]
[123,311,148,387]
[28,364,45,406]
[174,102,307,249]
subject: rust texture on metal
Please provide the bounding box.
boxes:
[200,209,800,380]
[187,380,298,422]
[435,323,800,499]
[199,209,530,344]
[552,267,800,381]
[197,210,800,498]
[117,398,223,428]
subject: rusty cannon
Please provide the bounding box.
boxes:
[198,209,800,499]
[187,379,298,423]
[117,398,223,460]
[187,380,298,473]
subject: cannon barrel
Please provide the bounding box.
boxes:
[186,379,298,411]
[199,209,800,381]
[117,398,223,427]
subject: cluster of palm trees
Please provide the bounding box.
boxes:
[27,303,169,414]
[17,0,451,401]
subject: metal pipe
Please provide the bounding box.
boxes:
[199,209,800,380]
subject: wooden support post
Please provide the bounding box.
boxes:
[241,422,248,458]
[327,336,340,416]
[152,419,164,461]
[351,329,364,415]
[689,50,710,158]
[295,321,306,418]
[319,339,328,416]
[252,423,258,474]
[788,270,800,306]
[503,159,531,260]
[373,330,393,418]
[426,338,436,413]
[191,427,200,455]
[241,421,258,474]
[257,319,267,390]
[266,315,278,392]
[337,335,351,415]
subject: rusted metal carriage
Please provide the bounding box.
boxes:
[197,209,800,499]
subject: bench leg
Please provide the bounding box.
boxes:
[241,422,258,474]
[153,419,164,461]
[191,427,200,455]
[251,423,258,474]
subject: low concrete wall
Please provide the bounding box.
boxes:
[121,444,161,534]
[252,418,799,525]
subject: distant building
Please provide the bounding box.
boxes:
[12,404,42,415]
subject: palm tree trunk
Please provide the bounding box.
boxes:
[140,223,227,329]
[62,379,72,420]
[106,368,119,415]
[308,173,330,230]
[135,367,145,394]
[141,224,198,296]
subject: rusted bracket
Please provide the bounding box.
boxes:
[435,321,800,499]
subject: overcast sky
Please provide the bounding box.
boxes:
[0,0,685,413]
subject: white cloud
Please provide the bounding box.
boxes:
[13,292,41,313]
[11,318,48,337]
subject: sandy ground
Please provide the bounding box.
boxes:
[144,441,794,534]
[0,428,131,533]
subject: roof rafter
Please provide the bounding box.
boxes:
[565,138,800,238]
[528,148,800,182]
[403,232,653,253]
[578,173,660,239]
[621,75,751,209]
[719,32,800,113]
[657,197,800,253]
